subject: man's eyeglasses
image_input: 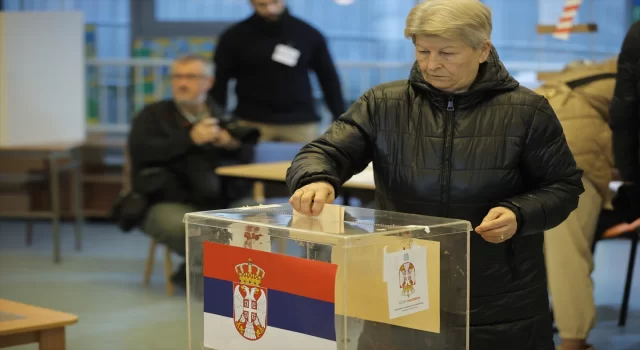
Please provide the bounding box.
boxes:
[170,74,207,81]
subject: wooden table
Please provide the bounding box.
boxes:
[0,299,78,349]
[216,161,375,189]
[0,142,84,263]
[216,161,375,204]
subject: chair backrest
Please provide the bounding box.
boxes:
[121,145,131,193]
[253,142,304,163]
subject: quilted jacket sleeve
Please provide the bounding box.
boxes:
[499,97,585,236]
[285,91,376,195]
[610,22,640,183]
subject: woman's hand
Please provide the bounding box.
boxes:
[289,181,336,216]
[475,207,518,243]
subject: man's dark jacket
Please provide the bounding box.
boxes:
[127,99,256,209]
[611,21,640,183]
[286,47,584,350]
[610,21,640,221]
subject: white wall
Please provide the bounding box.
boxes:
[0,11,86,146]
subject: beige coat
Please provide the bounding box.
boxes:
[534,58,617,208]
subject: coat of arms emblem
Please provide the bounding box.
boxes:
[243,225,264,249]
[399,261,416,297]
[233,258,268,340]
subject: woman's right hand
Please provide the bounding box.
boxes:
[289,181,336,216]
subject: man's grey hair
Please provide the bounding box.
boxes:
[404,0,492,49]
[172,54,214,77]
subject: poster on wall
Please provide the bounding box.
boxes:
[85,24,99,125]
[132,37,217,112]
[633,0,640,23]
[538,0,579,25]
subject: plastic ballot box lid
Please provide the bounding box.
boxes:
[184,203,471,350]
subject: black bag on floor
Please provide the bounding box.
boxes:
[111,167,183,233]
[111,191,148,233]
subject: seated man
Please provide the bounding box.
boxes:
[127,55,259,287]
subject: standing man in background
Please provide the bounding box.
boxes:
[209,0,345,142]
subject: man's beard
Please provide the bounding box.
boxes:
[176,94,206,106]
[264,14,281,22]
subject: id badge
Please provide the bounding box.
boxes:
[271,44,301,67]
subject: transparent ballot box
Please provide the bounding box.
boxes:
[185,203,470,350]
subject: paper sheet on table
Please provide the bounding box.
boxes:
[348,163,374,184]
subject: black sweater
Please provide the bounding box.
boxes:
[611,21,640,183]
[209,9,345,124]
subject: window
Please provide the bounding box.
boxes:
[152,0,419,98]
[485,0,628,64]
[4,0,132,124]
[154,0,416,61]
[154,0,252,21]
[4,0,130,58]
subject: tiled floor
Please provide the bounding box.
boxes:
[0,219,638,350]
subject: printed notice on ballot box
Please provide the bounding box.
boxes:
[383,244,429,319]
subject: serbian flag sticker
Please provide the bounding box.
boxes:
[203,241,339,349]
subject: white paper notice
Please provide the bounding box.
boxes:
[271,44,300,67]
[383,244,429,319]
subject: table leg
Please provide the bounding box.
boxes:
[342,190,352,206]
[49,154,61,263]
[276,237,287,255]
[39,327,65,350]
[25,221,34,246]
[71,150,84,251]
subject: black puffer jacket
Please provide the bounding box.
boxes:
[286,47,584,350]
[611,21,640,184]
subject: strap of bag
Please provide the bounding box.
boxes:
[565,73,617,89]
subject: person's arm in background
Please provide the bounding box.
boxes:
[286,90,375,195]
[208,30,236,111]
[498,98,585,236]
[127,105,196,167]
[310,31,346,120]
[610,22,640,183]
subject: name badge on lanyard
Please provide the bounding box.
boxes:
[271,44,300,67]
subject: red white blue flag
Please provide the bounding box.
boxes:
[203,241,339,349]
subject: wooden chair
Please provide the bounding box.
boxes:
[122,147,174,296]
[143,239,175,296]
[551,178,637,331]
[592,214,639,327]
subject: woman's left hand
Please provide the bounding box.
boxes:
[475,207,518,243]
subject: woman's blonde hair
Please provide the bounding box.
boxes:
[404,0,492,49]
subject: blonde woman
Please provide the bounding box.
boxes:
[287,0,583,349]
